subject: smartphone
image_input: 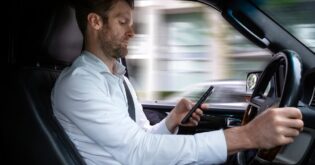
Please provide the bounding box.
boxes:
[181,85,214,124]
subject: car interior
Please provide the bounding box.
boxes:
[6,0,315,164]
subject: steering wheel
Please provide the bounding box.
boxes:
[237,50,302,165]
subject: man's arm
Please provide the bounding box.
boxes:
[167,99,303,154]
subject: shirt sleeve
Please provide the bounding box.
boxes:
[54,72,227,165]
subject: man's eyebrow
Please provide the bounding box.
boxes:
[115,12,130,19]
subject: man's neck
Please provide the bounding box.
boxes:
[85,48,117,74]
[102,57,116,74]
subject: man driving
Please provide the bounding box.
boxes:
[51,0,304,164]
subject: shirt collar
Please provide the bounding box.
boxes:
[81,50,126,76]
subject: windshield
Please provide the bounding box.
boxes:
[252,0,315,53]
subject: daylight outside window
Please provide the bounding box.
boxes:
[126,0,271,107]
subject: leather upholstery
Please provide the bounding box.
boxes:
[6,0,85,164]
[8,67,85,165]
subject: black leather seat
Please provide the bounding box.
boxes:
[8,67,86,165]
[6,0,85,164]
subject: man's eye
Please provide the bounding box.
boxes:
[119,20,126,25]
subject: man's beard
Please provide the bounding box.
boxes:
[99,29,128,59]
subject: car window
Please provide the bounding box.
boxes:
[252,0,315,52]
[126,0,270,104]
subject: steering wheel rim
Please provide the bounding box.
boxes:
[238,50,302,165]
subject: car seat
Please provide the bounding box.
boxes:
[6,0,85,164]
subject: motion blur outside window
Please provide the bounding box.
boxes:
[126,0,270,107]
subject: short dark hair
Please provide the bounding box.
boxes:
[74,0,134,35]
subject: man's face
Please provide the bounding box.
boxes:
[98,0,134,59]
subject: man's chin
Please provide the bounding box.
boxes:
[119,47,128,58]
[112,47,128,59]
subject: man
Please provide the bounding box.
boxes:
[51,0,304,164]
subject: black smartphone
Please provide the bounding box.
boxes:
[181,85,214,124]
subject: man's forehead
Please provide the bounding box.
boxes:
[109,1,133,17]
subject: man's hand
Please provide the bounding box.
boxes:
[245,107,304,149]
[165,98,206,133]
[224,107,304,155]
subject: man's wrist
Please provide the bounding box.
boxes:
[239,125,257,149]
[165,112,179,133]
[224,126,256,155]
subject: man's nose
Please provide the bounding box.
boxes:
[126,26,135,38]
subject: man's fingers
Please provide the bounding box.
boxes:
[191,113,201,122]
[195,109,204,116]
[280,136,295,145]
[273,109,304,130]
[279,127,300,137]
[284,118,304,130]
[186,100,193,110]
[189,117,198,126]
[200,103,208,110]
[277,107,302,119]
[184,114,201,126]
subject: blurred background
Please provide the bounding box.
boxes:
[125,0,315,104]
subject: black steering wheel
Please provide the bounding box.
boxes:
[237,50,302,165]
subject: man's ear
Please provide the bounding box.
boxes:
[87,13,103,30]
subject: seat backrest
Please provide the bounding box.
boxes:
[9,67,85,165]
[6,0,85,164]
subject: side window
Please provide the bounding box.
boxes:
[126,1,270,105]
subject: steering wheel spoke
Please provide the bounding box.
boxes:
[250,96,265,108]
[251,96,281,112]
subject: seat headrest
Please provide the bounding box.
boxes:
[43,5,83,64]
[11,0,83,66]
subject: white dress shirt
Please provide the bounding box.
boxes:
[51,51,227,165]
